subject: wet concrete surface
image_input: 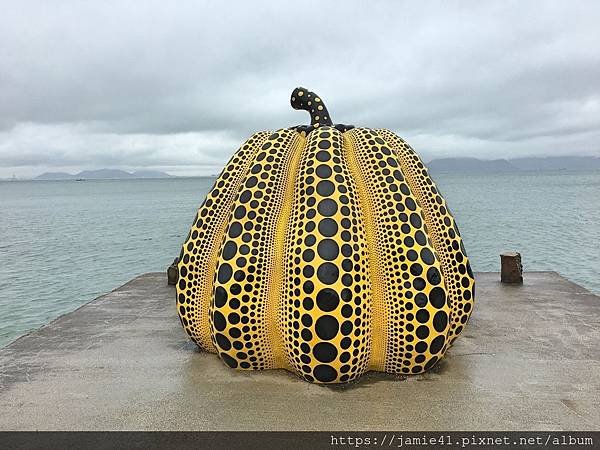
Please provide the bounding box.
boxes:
[0,272,598,430]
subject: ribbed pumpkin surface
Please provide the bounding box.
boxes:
[176,92,474,384]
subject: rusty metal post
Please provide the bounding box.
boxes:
[501,252,523,284]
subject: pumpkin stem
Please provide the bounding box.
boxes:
[290,87,333,127]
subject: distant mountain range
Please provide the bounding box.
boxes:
[35,169,173,180]
[27,156,600,180]
[427,156,600,173]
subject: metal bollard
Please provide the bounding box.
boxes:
[500,252,523,284]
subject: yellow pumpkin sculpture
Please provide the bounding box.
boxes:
[176,87,475,383]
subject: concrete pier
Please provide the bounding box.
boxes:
[0,272,599,431]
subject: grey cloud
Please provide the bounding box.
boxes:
[0,0,599,177]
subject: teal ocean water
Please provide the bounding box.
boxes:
[1,171,599,347]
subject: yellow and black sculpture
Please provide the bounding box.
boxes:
[176,88,475,383]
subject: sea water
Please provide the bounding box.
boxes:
[1,170,599,347]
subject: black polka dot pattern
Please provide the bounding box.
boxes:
[280,127,372,383]
[377,129,475,348]
[210,129,302,370]
[346,128,451,374]
[176,131,270,351]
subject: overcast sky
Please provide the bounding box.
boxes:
[1,1,599,177]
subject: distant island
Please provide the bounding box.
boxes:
[427,156,600,173]
[35,169,173,180]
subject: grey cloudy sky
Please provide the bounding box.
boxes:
[1,1,599,177]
